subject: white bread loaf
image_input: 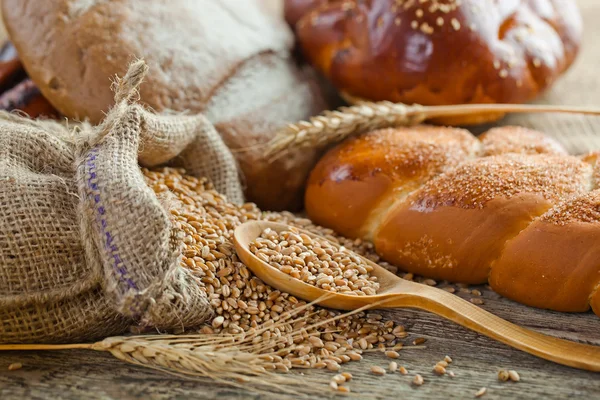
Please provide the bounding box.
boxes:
[2,0,329,210]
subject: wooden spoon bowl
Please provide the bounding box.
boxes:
[234,220,600,372]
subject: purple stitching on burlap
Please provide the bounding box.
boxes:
[85,147,139,294]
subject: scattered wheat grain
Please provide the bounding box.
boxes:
[371,366,386,376]
[385,350,399,359]
[7,363,22,371]
[508,370,520,382]
[413,374,424,385]
[498,369,510,381]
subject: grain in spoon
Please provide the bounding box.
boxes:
[233,220,600,372]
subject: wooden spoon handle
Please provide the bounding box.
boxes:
[383,283,600,371]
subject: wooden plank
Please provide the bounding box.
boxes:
[1,283,599,399]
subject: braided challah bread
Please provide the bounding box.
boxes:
[305,126,600,316]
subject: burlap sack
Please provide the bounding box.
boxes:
[0,60,243,343]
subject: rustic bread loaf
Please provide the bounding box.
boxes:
[305,125,600,316]
[286,0,582,125]
[2,0,329,211]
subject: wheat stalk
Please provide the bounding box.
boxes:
[0,297,421,397]
[263,101,600,160]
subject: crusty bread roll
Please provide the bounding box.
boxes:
[1,0,329,211]
[286,0,582,125]
[305,125,600,316]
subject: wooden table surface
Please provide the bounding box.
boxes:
[1,1,600,399]
[1,284,599,400]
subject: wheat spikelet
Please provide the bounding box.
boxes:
[264,101,426,159]
[263,100,600,160]
[0,296,423,397]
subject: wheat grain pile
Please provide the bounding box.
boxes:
[250,227,381,296]
[143,167,408,371]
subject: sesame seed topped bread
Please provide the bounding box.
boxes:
[1,0,330,211]
[285,0,583,125]
[305,126,600,316]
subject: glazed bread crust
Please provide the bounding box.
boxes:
[286,0,582,124]
[305,126,600,316]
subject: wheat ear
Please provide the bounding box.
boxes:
[263,101,600,159]
[0,297,424,397]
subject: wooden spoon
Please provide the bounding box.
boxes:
[233,220,600,372]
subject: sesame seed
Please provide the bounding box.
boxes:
[499,69,508,79]
[470,298,485,305]
[341,1,354,11]
[411,20,419,29]
[420,23,434,34]
[395,17,402,26]
[475,387,487,397]
[416,9,424,17]
[508,370,521,382]
[436,17,444,26]
[389,361,399,372]
[533,58,542,68]
[451,18,461,30]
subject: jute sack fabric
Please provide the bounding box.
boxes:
[0,60,242,343]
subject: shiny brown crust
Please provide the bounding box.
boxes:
[285,0,330,28]
[289,0,582,125]
[305,125,600,316]
[305,125,479,238]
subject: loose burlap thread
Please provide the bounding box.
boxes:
[0,60,243,343]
